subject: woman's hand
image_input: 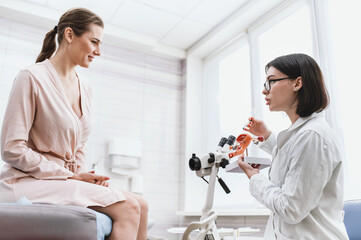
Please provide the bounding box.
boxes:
[69,170,109,187]
[243,117,272,141]
[237,154,260,179]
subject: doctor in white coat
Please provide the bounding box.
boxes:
[238,53,349,240]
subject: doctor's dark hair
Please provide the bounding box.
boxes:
[265,53,329,117]
[36,8,103,63]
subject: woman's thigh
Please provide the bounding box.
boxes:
[12,177,126,206]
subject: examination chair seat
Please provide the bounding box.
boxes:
[0,197,112,240]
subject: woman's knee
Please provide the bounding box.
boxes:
[123,197,141,217]
[137,196,149,214]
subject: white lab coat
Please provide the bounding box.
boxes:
[250,113,349,240]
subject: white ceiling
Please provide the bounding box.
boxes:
[2,0,248,48]
[0,0,285,59]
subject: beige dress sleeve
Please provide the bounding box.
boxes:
[1,69,74,180]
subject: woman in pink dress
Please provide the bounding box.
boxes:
[0,8,148,240]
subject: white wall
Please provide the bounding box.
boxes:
[0,17,184,239]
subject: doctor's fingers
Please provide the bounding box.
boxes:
[251,163,261,169]
[243,117,255,131]
[244,118,268,135]
[237,156,250,168]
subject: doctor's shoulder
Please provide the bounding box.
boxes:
[298,115,342,156]
[300,114,335,138]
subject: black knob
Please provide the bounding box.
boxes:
[189,153,201,171]
[220,158,229,168]
[208,153,215,164]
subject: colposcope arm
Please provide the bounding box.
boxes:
[201,164,219,219]
[183,163,221,240]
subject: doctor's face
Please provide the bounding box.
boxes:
[69,24,103,68]
[262,66,298,113]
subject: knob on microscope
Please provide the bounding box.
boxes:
[189,153,201,171]
[219,158,229,168]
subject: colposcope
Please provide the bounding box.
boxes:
[183,119,264,240]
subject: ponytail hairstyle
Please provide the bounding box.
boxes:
[36,8,104,63]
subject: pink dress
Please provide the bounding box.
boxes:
[0,59,125,206]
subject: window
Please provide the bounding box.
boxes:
[204,38,251,153]
[216,44,255,207]
[219,45,251,136]
[257,4,314,135]
[204,39,258,208]
[328,0,361,199]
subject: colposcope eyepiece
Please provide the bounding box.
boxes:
[218,137,228,148]
[189,153,201,171]
[227,135,236,146]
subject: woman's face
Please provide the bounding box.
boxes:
[262,66,298,114]
[68,24,103,68]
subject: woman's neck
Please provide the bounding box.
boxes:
[50,48,76,81]
[286,110,300,124]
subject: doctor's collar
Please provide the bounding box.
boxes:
[287,112,320,132]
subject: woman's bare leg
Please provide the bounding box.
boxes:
[89,197,141,240]
[121,191,149,240]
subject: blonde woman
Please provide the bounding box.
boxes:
[0,8,148,240]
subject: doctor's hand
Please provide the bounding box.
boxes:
[243,117,272,141]
[69,171,110,187]
[237,154,260,179]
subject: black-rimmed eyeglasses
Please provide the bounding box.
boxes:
[263,77,292,92]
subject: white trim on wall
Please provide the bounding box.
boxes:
[183,56,207,211]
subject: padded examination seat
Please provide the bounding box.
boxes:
[0,197,112,240]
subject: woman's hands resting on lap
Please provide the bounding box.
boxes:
[69,170,110,187]
[238,117,272,179]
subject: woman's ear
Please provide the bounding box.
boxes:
[64,27,74,43]
[293,76,303,91]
